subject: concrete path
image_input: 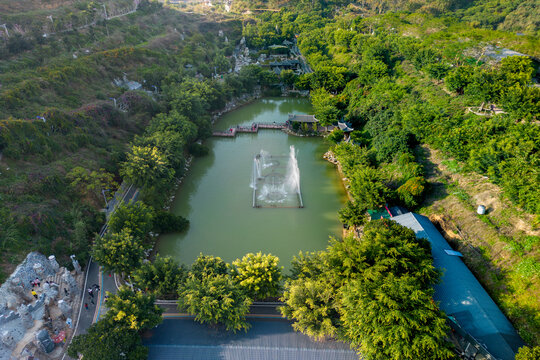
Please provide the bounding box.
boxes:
[156,301,284,320]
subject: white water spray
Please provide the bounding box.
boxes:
[252,146,302,207]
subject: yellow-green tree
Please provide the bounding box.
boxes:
[231,252,282,300]
[108,201,154,241]
[68,287,162,360]
[104,286,163,331]
[67,166,117,205]
[516,346,540,360]
[92,229,145,275]
[280,277,339,341]
[120,145,175,189]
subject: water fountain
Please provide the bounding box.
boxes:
[251,146,303,208]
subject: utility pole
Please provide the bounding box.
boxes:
[0,24,9,38]
[101,189,110,207]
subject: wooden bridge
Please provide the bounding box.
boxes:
[212,122,286,137]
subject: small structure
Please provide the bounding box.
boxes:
[267,59,301,73]
[113,75,142,91]
[367,205,407,220]
[286,114,318,131]
[337,121,354,133]
[251,147,303,208]
[282,39,294,47]
[36,329,55,353]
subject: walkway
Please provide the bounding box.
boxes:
[212,122,286,137]
[156,301,283,319]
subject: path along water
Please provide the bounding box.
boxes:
[156,98,347,271]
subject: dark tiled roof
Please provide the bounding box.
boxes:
[288,114,318,122]
[144,318,357,360]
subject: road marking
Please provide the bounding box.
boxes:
[60,256,93,360]
[92,268,104,323]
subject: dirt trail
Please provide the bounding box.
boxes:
[417,145,539,345]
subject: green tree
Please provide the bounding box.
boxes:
[104,286,163,331]
[334,221,453,360]
[445,66,473,94]
[190,254,229,280]
[338,200,366,227]
[280,277,339,341]
[68,287,162,360]
[356,59,388,85]
[311,88,342,126]
[295,73,313,90]
[500,84,540,120]
[425,63,450,80]
[68,320,147,360]
[108,201,154,241]
[332,142,372,177]
[152,210,189,234]
[348,166,390,209]
[92,229,145,275]
[327,128,344,144]
[500,56,536,86]
[178,273,252,332]
[67,166,117,205]
[132,255,186,298]
[120,145,175,189]
[280,69,297,87]
[231,252,283,300]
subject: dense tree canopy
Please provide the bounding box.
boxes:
[121,145,175,189]
[92,229,146,275]
[104,287,163,331]
[281,221,453,359]
[178,272,252,332]
[108,201,154,241]
[69,287,162,360]
[68,320,148,360]
[231,252,282,300]
[132,255,187,298]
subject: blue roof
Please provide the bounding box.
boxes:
[391,213,525,360]
[144,318,358,360]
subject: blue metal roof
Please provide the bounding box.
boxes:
[144,318,358,360]
[391,213,525,360]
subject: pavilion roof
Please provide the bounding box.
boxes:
[288,114,318,123]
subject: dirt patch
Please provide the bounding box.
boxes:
[417,145,540,345]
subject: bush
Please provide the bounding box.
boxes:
[188,143,209,157]
[397,176,427,208]
[152,211,189,234]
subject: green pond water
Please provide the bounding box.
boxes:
[157,98,347,271]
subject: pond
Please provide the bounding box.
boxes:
[156,98,347,271]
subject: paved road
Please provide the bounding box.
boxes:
[62,184,139,359]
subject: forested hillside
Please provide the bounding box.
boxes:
[0,0,538,357]
[239,0,539,348]
[231,0,539,37]
[0,0,248,279]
